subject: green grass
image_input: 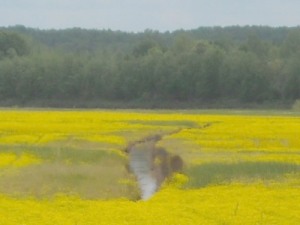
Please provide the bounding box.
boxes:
[0,142,139,200]
[185,161,300,188]
[0,142,124,164]
[0,161,139,199]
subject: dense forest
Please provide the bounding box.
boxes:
[0,25,299,108]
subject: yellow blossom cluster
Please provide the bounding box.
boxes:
[0,152,41,168]
[0,110,183,147]
[171,115,300,152]
[163,114,300,165]
[0,182,299,225]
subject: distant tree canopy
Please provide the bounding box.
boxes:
[0,31,29,59]
[0,25,299,108]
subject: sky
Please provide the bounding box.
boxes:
[1,0,300,32]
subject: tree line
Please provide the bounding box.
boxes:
[0,26,299,108]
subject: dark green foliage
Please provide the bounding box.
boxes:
[0,31,29,59]
[0,26,300,107]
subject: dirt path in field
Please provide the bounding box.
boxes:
[126,129,184,200]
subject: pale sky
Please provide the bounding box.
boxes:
[1,0,300,32]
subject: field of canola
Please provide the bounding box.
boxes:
[0,109,299,225]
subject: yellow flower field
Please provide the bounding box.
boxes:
[0,182,299,225]
[0,109,299,224]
